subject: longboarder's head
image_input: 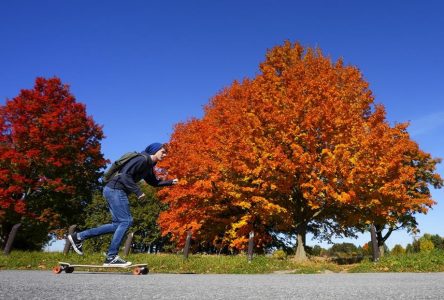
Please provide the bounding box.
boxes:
[145,143,167,162]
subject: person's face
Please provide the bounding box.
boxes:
[153,148,167,162]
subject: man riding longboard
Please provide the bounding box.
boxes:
[68,143,178,266]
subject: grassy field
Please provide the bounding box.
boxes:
[350,250,444,273]
[1,250,443,274]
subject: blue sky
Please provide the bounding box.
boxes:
[1,1,443,250]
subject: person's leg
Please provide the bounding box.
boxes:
[68,187,119,255]
[77,223,116,240]
[104,187,133,258]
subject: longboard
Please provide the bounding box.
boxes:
[53,261,149,275]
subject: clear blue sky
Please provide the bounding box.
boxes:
[1,1,443,250]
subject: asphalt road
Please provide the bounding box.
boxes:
[1,270,443,299]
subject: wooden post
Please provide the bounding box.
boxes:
[123,232,134,256]
[3,223,21,255]
[248,231,254,262]
[370,224,380,262]
[183,231,192,259]
[63,225,77,255]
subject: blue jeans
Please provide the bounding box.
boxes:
[78,186,133,257]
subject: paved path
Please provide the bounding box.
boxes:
[1,270,443,299]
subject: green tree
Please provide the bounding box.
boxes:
[419,239,435,252]
[430,234,444,250]
[391,244,406,256]
[418,234,435,253]
[412,238,421,253]
[328,243,358,256]
[307,245,325,256]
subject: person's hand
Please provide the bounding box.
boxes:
[172,179,179,185]
[138,193,146,200]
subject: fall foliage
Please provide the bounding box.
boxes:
[338,105,443,255]
[158,41,442,259]
[0,77,106,248]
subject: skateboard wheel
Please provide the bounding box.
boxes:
[65,267,75,273]
[132,267,142,275]
[141,267,149,275]
[52,266,62,274]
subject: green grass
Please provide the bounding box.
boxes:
[0,251,342,274]
[1,250,443,274]
[349,250,444,273]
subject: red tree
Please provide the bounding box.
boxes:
[0,77,106,249]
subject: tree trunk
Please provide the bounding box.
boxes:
[3,223,21,255]
[375,224,392,258]
[370,224,380,261]
[378,244,385,257]
[293,230,307,261]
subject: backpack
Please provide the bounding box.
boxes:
[102,152,145,183]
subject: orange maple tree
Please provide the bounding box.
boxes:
[336,106,443,255]
[157,41,442,259]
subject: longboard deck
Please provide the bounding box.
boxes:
[53,261,149,275]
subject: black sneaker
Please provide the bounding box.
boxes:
[103,255,132,267]
[68,232,83,255]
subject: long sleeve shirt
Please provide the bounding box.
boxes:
[105,151,174,197]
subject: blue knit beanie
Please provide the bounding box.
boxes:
[145,143,163,155]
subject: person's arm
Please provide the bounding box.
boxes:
[143,165,178,187]
[138,178,178,200]
[144,173,175,187]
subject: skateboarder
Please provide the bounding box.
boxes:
[68,143,178,266]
